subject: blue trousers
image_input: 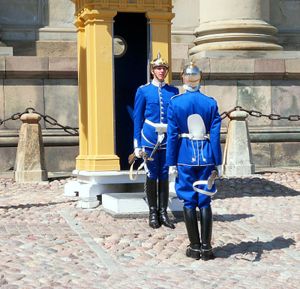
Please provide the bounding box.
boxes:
[176,165,215,209]
[144,147,168,180]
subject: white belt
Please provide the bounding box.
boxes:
[145,119,167,133]
[179,133,209,141]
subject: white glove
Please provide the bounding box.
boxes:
[216,165,223,177]
[169,166,178,176]
[134,148,143,158]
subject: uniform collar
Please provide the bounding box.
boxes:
[183,84,201,92]
[152,78,166,87]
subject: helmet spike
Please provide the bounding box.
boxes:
[150,52,169,69]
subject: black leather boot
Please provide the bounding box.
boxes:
[183,207,201,260]
[200,206,215,260]
[145,177,160,229]
[158,179,175,229]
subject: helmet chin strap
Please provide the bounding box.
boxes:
[183,83,200,92]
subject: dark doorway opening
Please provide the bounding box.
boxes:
[114,13,148,170]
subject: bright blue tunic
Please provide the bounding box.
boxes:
[166,90,222,167]
[133,81,179,149]
[133,80,179,180]
[166,89,222,208]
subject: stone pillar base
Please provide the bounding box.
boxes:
[190,19,282,57]
[64,170,145,209]
[64,170,185,214]
[222,164,255,177]
[65,181,102,209]
[191,50,300,59]
[77,197,100,209]
[14,113,48,183]
[15,170,47,183]
[64,180,101,209]
[223,111,255,177]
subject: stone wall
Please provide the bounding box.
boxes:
[1,1,300,56]
[172,0,300,51]
[0,0,76,56]
[173,54,300,168]
[1,55,300,175]
[0,56,78,174]
[270,0,300,50]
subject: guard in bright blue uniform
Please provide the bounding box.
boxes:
[166,63,222,260]
[133,53,179,229]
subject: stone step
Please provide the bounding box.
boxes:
[102,192,183,216]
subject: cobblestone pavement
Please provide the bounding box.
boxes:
[0,170,299,289]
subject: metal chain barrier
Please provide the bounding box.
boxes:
[0,107,79,136]
[220,106,300,121]
[1,106,299,136]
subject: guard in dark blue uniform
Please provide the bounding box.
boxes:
[166,63,222,260]
[133,53,179,229]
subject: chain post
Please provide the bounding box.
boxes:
[0,107,79,136]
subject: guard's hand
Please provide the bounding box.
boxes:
[134,148,143,158]
[216,165,223,177]
[169,166,178,176]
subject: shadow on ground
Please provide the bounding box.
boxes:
[214,177,299,199]
[214,236,296,261]
[172,213,254,224]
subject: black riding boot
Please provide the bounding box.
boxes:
[183,207,201,260]
[145,177,160,229]
[158,179,175,229]
[200,206,215,260]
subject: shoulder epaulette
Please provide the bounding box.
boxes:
[171,92,184,100]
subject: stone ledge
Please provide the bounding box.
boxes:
[210,58,255,80]
[2,127,299,146]
[254,59,285,80]
[0,136,78,147]
[172,57,300,80]
[5,56,49,78]
[0,130,78,147]
[0,56,77,79]
[195,58,210,80]
[49,57,77,78]
[171,58,185,78]
[195,50,300,59]
[1,56,300,80]
[285,59,300,79]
